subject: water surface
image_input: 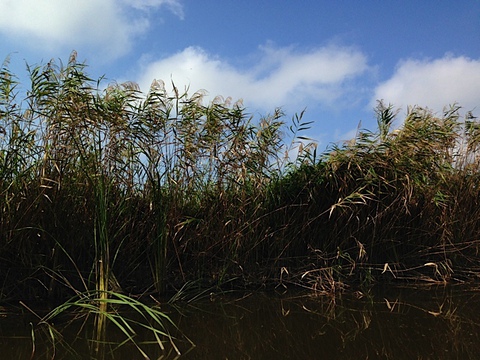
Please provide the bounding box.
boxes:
[1,285,479,359]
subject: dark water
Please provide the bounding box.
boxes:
[1,285,480,359]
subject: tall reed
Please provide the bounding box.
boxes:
[2,52,480,305]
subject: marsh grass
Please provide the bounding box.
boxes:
[1,52,480,314]
[20,290,186,359]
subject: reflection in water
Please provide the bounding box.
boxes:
[0,285,479,359]
[171,286,480,359]
[92,310,107,360]
[0,298,185,360]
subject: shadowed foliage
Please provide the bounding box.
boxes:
[1,53,480,308]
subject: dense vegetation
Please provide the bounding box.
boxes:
[1,53,480,306]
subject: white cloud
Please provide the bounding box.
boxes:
[0,0,183,60]
[137,44,369,111]
[121,0,184,19]
[372,56,480,114]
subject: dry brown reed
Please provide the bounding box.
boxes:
[1,54,480,306]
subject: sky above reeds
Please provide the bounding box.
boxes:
[1,0,479,148]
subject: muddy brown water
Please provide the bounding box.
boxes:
[1,285,479,359]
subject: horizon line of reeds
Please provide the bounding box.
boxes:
[1,52,480,304]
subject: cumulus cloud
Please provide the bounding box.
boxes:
[372,56,480,114]
[137,44,369,111]
[0,0,183,59]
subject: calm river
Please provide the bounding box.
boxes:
[1,285,479,359]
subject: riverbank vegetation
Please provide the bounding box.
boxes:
[1,53,480,307]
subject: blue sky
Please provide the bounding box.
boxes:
[1,0,479,149]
